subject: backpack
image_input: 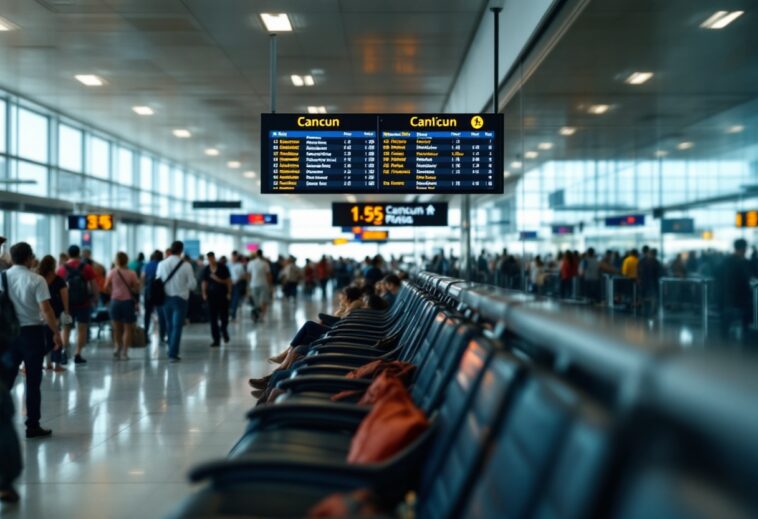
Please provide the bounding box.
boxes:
[149,259,184,307]
[0,272,21,352]
[65,263,89,307]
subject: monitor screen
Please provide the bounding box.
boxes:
[261,113,503,194]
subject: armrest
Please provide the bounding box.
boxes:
[245,401,370,431]
[277,375,372,393]
[313,335,378,346]
[291,365,354,377]
[190,456,383,486]
[311,344,385,356]
[293,352,383,369]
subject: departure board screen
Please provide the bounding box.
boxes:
[261,113,503,194]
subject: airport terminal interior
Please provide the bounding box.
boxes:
[0,0,756,518]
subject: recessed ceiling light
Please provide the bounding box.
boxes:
[677,141,694,150]
[510,161,523,169]
[307,106,327,114]
[75,74,105,87]
[290,75,304,87]
[587,104,610,115]
[0,16,18,31]
[700,10,743,29]
[227,161,241,169]
[243,170,256,178]
[726,125,744,134]
[559,127,577,136]
[503,170,511,178]
[537,142,553,150]
[173,129,191,138]
[260,13,292,32]
[204,148,219,156]
[346,195,357,203]
[132,106,154,116]
[655,150,668,158]
[524,151,538,159]
[303,75,315,86]
[624,71,654,85]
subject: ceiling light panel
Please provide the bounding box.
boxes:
[587,104,610,115]
[227,161,241,169]
[524,151,538,159]
[677,141,694,150]
[559,127,577,136]
[0,16,18,31]
[75,74,105,86]
[701,11,743,29]
[303,75,315,86]
[132,106,154,116]
[625,72,654,85]
[205,148,219,156]
[537,142,553,150]
[173,129,191,138]
[290,75,304,86]
[726,125,744,134]
[243,171,256,178]
[260,13,292,32]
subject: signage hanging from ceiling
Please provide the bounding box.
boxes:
[605,214,645,227]
[192,201,242,209]
[260,113,504,195]
[332,202,448,227]
[68,214,115,231]
[736,210,758,228]
[551,224,575,235]
[661,218,695,234]
[229,214,278,225]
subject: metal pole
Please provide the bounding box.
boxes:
[491,6,501,113]
[270,34,277,113]
[702,281,709,336]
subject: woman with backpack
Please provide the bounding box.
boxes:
[36,255,70,372]
[103,252,140,361]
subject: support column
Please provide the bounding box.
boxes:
[461,195,472,280]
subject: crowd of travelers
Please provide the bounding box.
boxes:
[0,232,406,503]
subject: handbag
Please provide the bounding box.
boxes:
[132,325,147,348]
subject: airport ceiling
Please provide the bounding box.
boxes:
[503,0,758,184]
[0,0,487,206]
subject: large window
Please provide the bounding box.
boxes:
[117,147,133,186]
[17,108,48,162]
[59,124,83,172]
[88,136,110,179]
[0,100,5,153]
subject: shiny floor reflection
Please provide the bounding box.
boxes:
[4,296,330,519]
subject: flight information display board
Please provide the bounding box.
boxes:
[332,202,448,227]
[68,214,115,231]
[261,113,503,194]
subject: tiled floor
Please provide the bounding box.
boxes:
[3,295,331,519]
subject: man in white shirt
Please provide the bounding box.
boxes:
[0,242,62,439]
[228,251,248,321]
[247,250,272,322]
[156,241,197,361]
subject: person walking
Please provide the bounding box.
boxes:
[247,250,272,322]
[36,255,69,372]
[717,239,754,345]
[104,252,140,360]
[0,242,63,439]
[56,245,98,365]
[142,250,166,343]
[316,255,332,299]
[156,241,196,362]
[201,252,232,347]
[228,251,247,322]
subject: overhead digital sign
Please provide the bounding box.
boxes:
[332,202,447,227]
[661,218,695,234]
[229,214,278,225]
[192,201,242,209]
[356,230,389,242]
[605,214,645,227]
[68,214,115,231]
[261,113,503,194]
[551,225,575,235]
[736,210,758,228]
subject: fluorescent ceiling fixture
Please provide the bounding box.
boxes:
[625,71,654,85]
[510,161,523,169]
[587,104,610,115]
[537,142,553,150]
[700,10,743,29]
[524,151,538,159]
[303,75,315,86]
[559,127,577,136]
[726,124,744,134]
[227,161,241,169]
[503,170,511,178]
[172,129,191,138]
[260,13,292,32]
[75,74,105,86]
[676,141,694,150]
[290,74,304,86]
[346,195,357,203]
[243,170,256,178]
[307,106,327,114]
[132,106,154,116]
[0,16,18,31]
[655,150,668,158]
[204,148,219,156]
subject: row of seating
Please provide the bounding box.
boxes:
[167,273,758,519]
